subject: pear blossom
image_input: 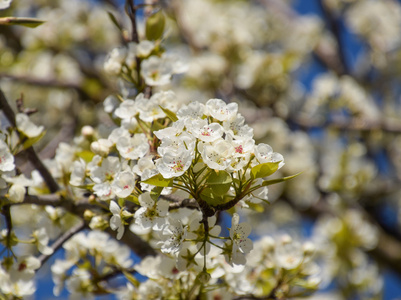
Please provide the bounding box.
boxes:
[152,90,181,112]
[201,139,234,170]
[0,140,14,172]
[223,114,254,139]
[16,113,44,138]
[135,94,167,122]
[254,143,285,169]
[0,0,12,10]
[112,171,136,198]
[159,218,187,253]
[103,95,120,113]
[132,156,157,177]
[32,228,53,255]
[274,235,304,270]
[206,98,238,121]
[156,149,193,178]
[109,201,125,240]
[90,156,121,184]
[104,47,127,75]
[69,158,86,186]
[157,131,196,157]
[134,192,169,230]
[114,99,138,119]
[141,55,173,86]
[190,120,224,143]
[93,182,114,200]
[90,139,113,156]
[228,213,253,265]
[176,101,206,121]
[116,133,150,160]
[65,269,94,300]
[137,280,163,300]
[8,184,26,203]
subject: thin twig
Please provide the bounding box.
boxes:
[38,221,86,267]
[125,0,139,43]
[0,88,60,193]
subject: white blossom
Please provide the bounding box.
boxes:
[0,140,14,172]
[134,192,169,230]
[141,55,173,86]
[16,113,44,138]
[0,0,12,10]
[156,149,193,178]
[109,201,124,240]
[112,171,136,198]
[159,218,187,253]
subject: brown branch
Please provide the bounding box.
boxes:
[125,0,139,43]
[0,88,60,193]
[291,115,401,134]
[282,196,401,276]
[11,193,158,258]
[0,73,96,102]
[259,0,345,76]
[105,226,157,258]
[318,0,349,75]
[38,220,86,267]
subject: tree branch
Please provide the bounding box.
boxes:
[0,88,60,193]
[38,220,86,267]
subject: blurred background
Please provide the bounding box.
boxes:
[1,0,401,299]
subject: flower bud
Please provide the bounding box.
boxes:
[81,125,94,137]
[90,139,112,156]
[198,271,211,284]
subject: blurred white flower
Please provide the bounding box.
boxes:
[16,113,44,138]
[0,0,12,10]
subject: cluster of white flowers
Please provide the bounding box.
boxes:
[0,256,40,298]
[51,230,133,298]
[303,73,380,121]
[104,40,186,86]
[115,233,319,299]
[154,98,283,178]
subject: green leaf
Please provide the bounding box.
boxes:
[22,130,46,149]
[107,11,123,32]
[200,188,226,205]
[262,172,302,187]
[142,173,173,187]
[206,170,232,185]
[145,10,165,41]
[205,170,232,196]
[251,162,280,179]
[126,195,139,205]
[151,120,165,132]
[159,105,178,122]
[76,150,95,163]
[150,186,164,201]
[123,271,139,287]
[0,17,45,28]
[246,202,265,212]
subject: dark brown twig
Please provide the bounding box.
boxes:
[38,221,86,266]
[0,88,60,193]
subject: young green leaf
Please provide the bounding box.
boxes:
[145,10,165,41]
[142,173,173,187]
[107,11,123,32]
[150,186,164,201]
[262,172,302,187]
[22,130,46,150]
[200,187,226,205]
[0,17,45,28]
[206,170,232,185]
[251,161,280,179]
[159,105,178,122]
